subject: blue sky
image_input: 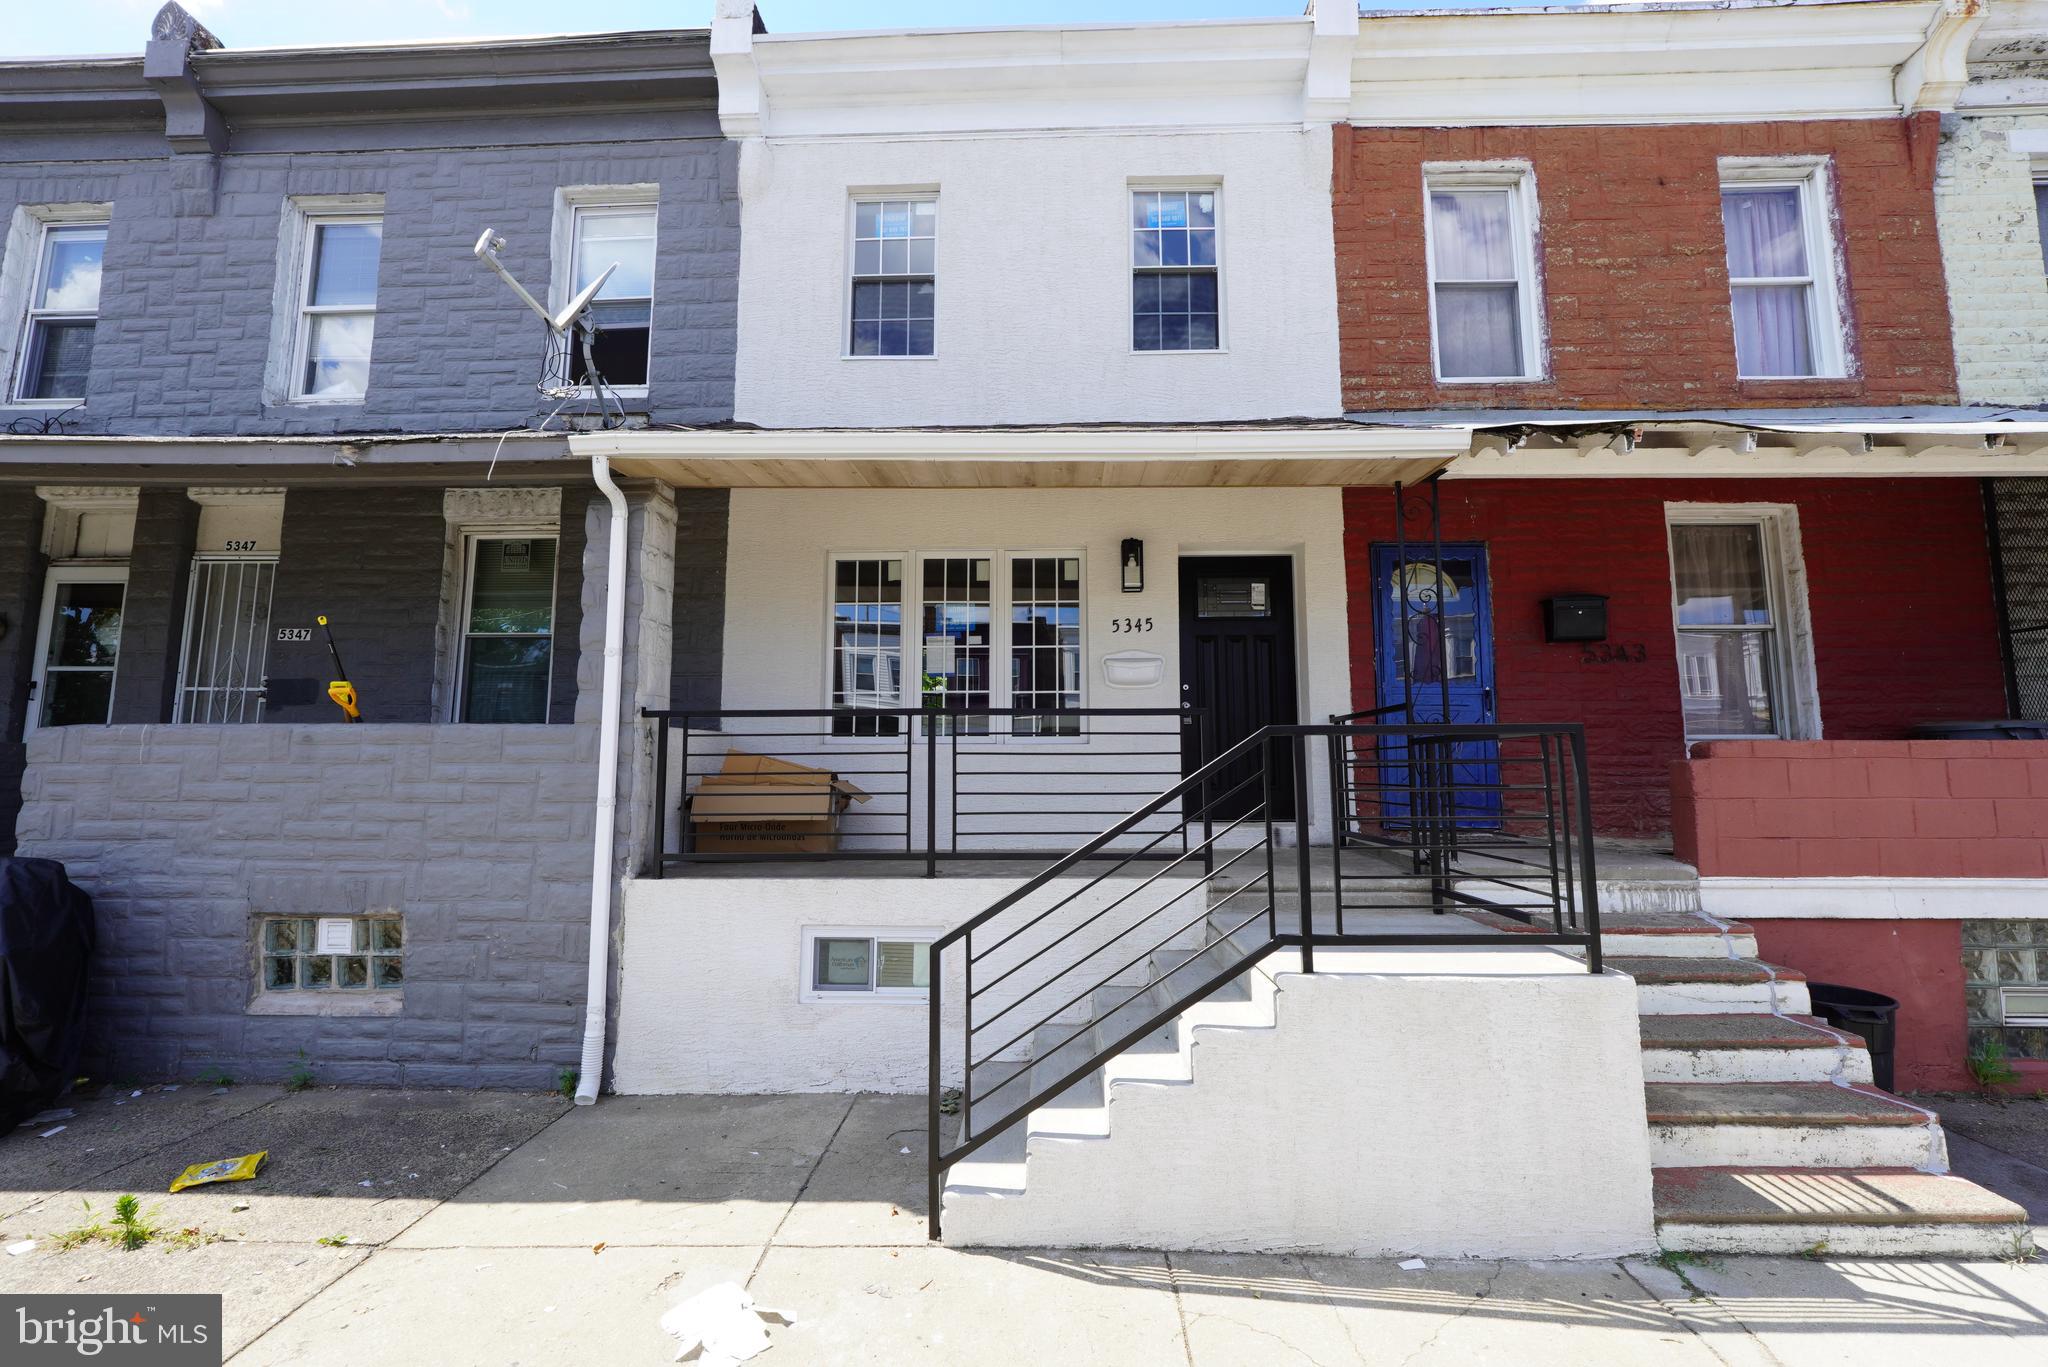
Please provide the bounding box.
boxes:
[9,1,1579,59]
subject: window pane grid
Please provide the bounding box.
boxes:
[1009,555,1082,736]
[850,198,936,356]
[921,556,991,736]
[1132,190,1219,352]
[833,557,904,736]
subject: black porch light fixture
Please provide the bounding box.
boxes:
[1120,538,1144,593]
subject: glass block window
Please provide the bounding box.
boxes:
[831,556,905,737]
[1132,189,1219,351]
[921,556,991,737]
[806,930,932,1000]
[1964,920,2048,1061]
[292,216,382,401]
[262,917,402,992]
[850,198,936,357]
[1010,556,1082,737]
[460,535,557,724]
[14,220,106,403]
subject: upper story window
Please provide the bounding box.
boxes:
[12,220,106,405]
[2034,179,2048,274]
[1132,188,1219,352]
[1719,164,1842,380]
[277,199,383,403]
[1424,171,1541,382]
[561,193,656,390]
[849,197,935,357]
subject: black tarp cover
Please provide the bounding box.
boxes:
[0,858,95,1129]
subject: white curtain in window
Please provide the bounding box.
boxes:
[1431,191,1521,378]
[1435,287,1521,379]
[1723,189,1813,377]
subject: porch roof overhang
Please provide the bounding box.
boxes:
[568,422,1475,489]
[1348,407,2048,479]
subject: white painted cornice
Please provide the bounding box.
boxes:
[1896,0,1987,112]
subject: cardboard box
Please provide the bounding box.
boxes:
[687,750,872,854]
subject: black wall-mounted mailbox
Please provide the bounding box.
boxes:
[1544,594,1609,643]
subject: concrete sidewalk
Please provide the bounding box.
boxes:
[1,1086,2045,1364]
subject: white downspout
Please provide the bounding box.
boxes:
[576,452,630,1106]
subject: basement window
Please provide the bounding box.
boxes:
[802,928,933,1003]
[262,916,402,992]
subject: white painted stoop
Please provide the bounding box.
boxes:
[942,865,2033,1259]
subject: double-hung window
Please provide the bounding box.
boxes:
[1719,166,1839,379]
[563,198,656,389]
[13,220,106,404]
[457,534,558,723]
[1668,519,1787,742]
[289,211,382,401]
[1131,188,1219,351]
[1424,172,1540,381]
[849,198,935,357]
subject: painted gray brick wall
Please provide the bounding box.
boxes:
[0,491,45,855]
[0,123,737,436]
[14,721,597,1088]
[109,488,197,725]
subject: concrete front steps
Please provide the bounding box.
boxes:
[1591,908,2031,1256]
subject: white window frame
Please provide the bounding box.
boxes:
[1717,159,1847,381]
[822,548,1088,742]
[799,926,937,1004]
[843,190,939,361]
[452,527,560,724]
[26,563,128,737]
[266,194,383,406]
[1128,180,1225,355]
[1422,164,1545,384]
[551,185,658,398]
[2,205,111,408]
[1663,503,1821,747]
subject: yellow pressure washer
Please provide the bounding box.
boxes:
[317,615,361,722]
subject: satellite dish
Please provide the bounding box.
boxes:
[472,227,617,335]
[552,265,616,334]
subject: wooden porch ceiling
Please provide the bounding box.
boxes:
[575,425,1475,490]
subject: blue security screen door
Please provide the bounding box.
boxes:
[1370,544,1499,824]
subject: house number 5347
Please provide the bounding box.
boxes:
[1109,617,1154,633]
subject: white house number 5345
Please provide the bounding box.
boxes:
[1108,616,1154,634]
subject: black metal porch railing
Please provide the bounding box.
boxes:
[642,706,1206,877]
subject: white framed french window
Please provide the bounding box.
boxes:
[1664,504,1820,747]
[1717,160,1846,380]
[845,192,937,359]
[6,211,109,406]
[453,530,560,724]
[1130,183,1222,353]
[1422,165,1544,383]
[551,186,658,395]
[26,563,128,736]
[266,195,383,405]
[799,926,936,1004]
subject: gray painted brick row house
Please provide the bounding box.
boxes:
[0,4,735,1087]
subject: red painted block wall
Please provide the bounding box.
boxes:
[1745,919,1970,1092]
[1673,741,2048,877]
[1334,116,1958,412]
[1342,479,2006,837]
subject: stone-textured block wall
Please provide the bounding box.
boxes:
[0,491,45,855]
[109,489,197,725]
[0,117,738,436]
[671,489,727,717]
[1335,115,1958,410]
[14,723,597,1087]
[1934,114,2048,405]
[1344,479,2007,836]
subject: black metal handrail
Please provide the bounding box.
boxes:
[925,720,1602,1239]
[642,705,1205,878]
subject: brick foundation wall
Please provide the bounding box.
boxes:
[1672,740,2048,878]
[1335,116,1957,411]
[1343,478,2007,836]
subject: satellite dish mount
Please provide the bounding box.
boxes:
[472,227,620,414]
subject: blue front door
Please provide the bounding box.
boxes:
[1370,544,1498,824]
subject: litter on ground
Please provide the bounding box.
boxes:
[21,1108,75,1127]
[38,1126,66,1138]
[1399,1258,1428,1271]
[6,1240,36,1256]
[170,1151,269,1193]
[659,1282,795,1366]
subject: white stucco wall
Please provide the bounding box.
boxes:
[612,872,1210,1094]
[946,947,1657,1259]
[730,126,1342,426]
[1936,112,2048,404]
[713,486,1352,844]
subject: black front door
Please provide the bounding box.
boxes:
[1179,556,1299,821]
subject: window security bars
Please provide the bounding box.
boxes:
[175,557,276,724]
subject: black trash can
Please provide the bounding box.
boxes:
[1806,983,1899,1092]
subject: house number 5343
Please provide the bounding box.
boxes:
[1109,617,1154,633]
